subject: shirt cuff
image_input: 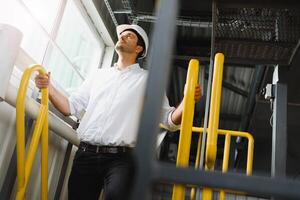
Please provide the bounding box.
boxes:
[167,109,181,131]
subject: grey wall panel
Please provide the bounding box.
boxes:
[0,102,17,192]
[8,131,74,200]
[59,147,77,200]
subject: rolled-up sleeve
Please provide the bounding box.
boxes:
[156,94,181,147]
[160,94,181,132]
[68,77,93,117]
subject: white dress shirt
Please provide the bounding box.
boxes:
[68,63,180,147]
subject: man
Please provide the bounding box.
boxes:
[35,24,202,200]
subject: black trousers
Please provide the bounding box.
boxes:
[68,149,135,200]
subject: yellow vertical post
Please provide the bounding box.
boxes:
[202,188,213,200]
[41,86,48,200]
[202,163,214,200]
[190,132,202,200]
[246,135,254,176]
[16,65,48,200]
[203,53,224,200]
[206,53,224,169]
[172,59,199,200]
[219,134,231,200]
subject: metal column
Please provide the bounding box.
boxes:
[131,0,179,199]
[271,66,288,200]
[196,2,217,199]
[130,0,300,199]
[198,0,217,169]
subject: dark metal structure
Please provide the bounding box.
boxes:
[89,0,300,199]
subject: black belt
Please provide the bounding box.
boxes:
[79,142,132,154]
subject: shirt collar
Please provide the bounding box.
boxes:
[113,63,141,74]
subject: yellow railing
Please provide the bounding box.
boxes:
[202,53,225,199]
[16,65,49,200]
[217,129,254,200]
[205,53,224,169]
[172,59,199,200]
[163,53,254,200]
[190,128,254,200]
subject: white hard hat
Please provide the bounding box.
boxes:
[116,24,149,58]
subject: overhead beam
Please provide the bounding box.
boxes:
[240,65,266,130]
[220,113,242,121]
[223,57,288,66]
[174,55,287,66]
[234,65,266,167]
[216,39,295,48]
[222,81,248,97]
[204,72,249,97]
[218,0,300,8]
[289,39,300,65]
[133,14,212,28]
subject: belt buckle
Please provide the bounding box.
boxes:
[80,142,87,152]
[108,147,118,153]
[96,146,100,153]
[81,146,87,152]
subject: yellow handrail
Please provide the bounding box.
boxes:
[163,54,254,200]
[172,59,200,200]
[217,129,254,176]
[160,123,254,200]
[16,65,48,200]
[191,128,254,200]
[190,125,203,200]
[206,53,224,169]
[203,53,225,199]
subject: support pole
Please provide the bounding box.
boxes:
[131,0,179,199]
[271,66,288,200]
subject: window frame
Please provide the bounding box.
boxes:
[9,0,114,92]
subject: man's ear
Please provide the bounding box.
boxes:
[136,45,144,54]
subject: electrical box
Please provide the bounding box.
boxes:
[264,84,274,100]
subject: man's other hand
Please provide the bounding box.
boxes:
[194,84,202,102]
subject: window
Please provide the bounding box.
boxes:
[0,0,106,92]
[43,42,84,92]
[0,0,49,63]
[22,0,61,32]
[51,0,104,78]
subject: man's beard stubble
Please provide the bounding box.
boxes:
[115,43,133,54]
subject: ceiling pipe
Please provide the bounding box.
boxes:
[135,14,212,28]
[121,0,136,23]
[103,0,118,26]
